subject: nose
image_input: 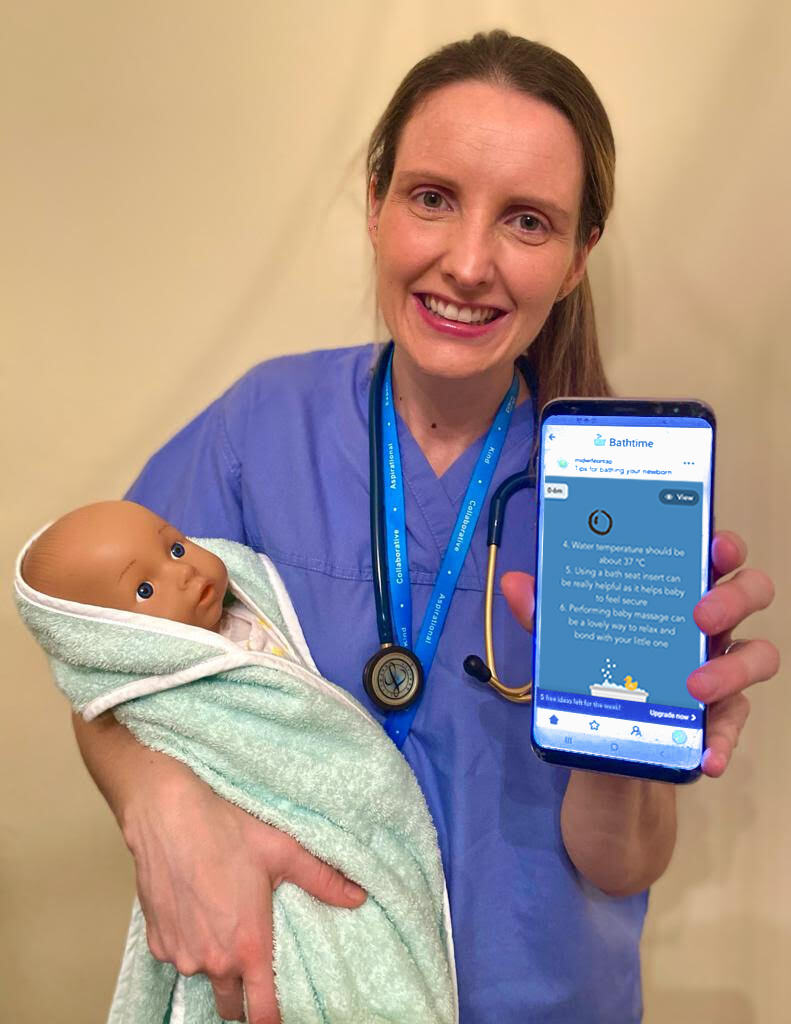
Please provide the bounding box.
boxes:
[172,558,198,589]
[439,212,495,292]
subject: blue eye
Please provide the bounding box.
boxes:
[136,581,154,601]
[171,542,185,558]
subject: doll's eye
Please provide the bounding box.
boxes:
[170,542,185,558]
[136,581,154,601]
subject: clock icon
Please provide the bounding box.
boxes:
[588,509,613,536]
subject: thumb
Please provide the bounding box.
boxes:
[501,571,535,633]
[282,845,367,909]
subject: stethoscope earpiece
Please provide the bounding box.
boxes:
[463,651,532,703]
[463,655,492,684]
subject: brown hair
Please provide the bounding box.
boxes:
[367,30,615,404]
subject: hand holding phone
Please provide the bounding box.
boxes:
[531,399,715,783]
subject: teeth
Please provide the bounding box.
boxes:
[423,295,498,324]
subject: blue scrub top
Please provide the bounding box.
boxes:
[127,345,647,1023]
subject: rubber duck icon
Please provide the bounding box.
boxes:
[624,675,639,691]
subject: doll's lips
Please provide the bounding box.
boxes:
[197,581,214,605]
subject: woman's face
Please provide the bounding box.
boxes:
[369,80,597,386]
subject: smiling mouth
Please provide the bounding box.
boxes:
[418,293,505,325]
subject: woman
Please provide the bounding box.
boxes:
[75,31,777,1024]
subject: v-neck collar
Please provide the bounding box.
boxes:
[355,343,536,587]
[394,391,535,586]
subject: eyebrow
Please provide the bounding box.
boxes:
[118,559,136,583]
[393,169,573,226]
[157,522,168,534]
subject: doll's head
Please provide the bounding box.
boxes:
[22,501,228,631]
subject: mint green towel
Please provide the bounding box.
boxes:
[15,535,457,1024]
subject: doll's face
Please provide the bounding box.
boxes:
[25,501,228,631]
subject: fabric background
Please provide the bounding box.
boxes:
[2,2,788,1021]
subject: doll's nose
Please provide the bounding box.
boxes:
[174,560,198,587]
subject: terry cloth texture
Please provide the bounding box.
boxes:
[15,534,457,1024]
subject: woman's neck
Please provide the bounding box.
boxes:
[390,348,527,477]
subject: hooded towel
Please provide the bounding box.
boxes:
[15,535,457,1024]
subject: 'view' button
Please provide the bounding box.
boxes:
[659,488,699,506]
[544,483,568,500]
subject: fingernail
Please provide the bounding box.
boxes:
[703,748,726,777]
[699,595,724,630]
[689,668,715,702]
[344,881,365,901]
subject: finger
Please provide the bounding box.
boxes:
[710,530,748,581]
[239,894,279,1024]
[501,571,535,633]
[701,693,751,778]
[211,975,245,1022]
[280,844,366,908]
[243,966,281,1024]
[687,637,780,704]
[693,568,775,636]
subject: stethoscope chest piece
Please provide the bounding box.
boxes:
[363,645,424,712]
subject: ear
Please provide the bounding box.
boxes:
[557,227,600,302]
[368,177,381,250]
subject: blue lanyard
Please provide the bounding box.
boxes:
[381,351,519,747]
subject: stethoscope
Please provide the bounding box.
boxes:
[363,341,538,719]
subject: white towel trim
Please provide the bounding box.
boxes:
[82,650,253,720]
[82,635,379,730]
[256,552,318,671]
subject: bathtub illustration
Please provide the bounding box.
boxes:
[592,662,650,702]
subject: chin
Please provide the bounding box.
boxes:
[401,336,519,384]
[390,305,525,381]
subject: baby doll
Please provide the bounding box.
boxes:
[22,500,285,655]
[16,501,457,1024]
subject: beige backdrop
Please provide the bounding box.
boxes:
[2,2,789,1021]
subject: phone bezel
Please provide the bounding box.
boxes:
[531,397,716,785]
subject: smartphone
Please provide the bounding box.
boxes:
[531,398,715,783]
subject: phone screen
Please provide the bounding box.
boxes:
[532,405,714,780]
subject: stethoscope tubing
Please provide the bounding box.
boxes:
[369,342,395,646]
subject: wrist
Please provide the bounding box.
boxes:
[117,749,199,851]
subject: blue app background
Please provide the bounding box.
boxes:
[538,477,704,710]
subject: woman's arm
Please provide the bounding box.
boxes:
[559,772,676,896]
[73,713,366,1024]
[73,710,182,831]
